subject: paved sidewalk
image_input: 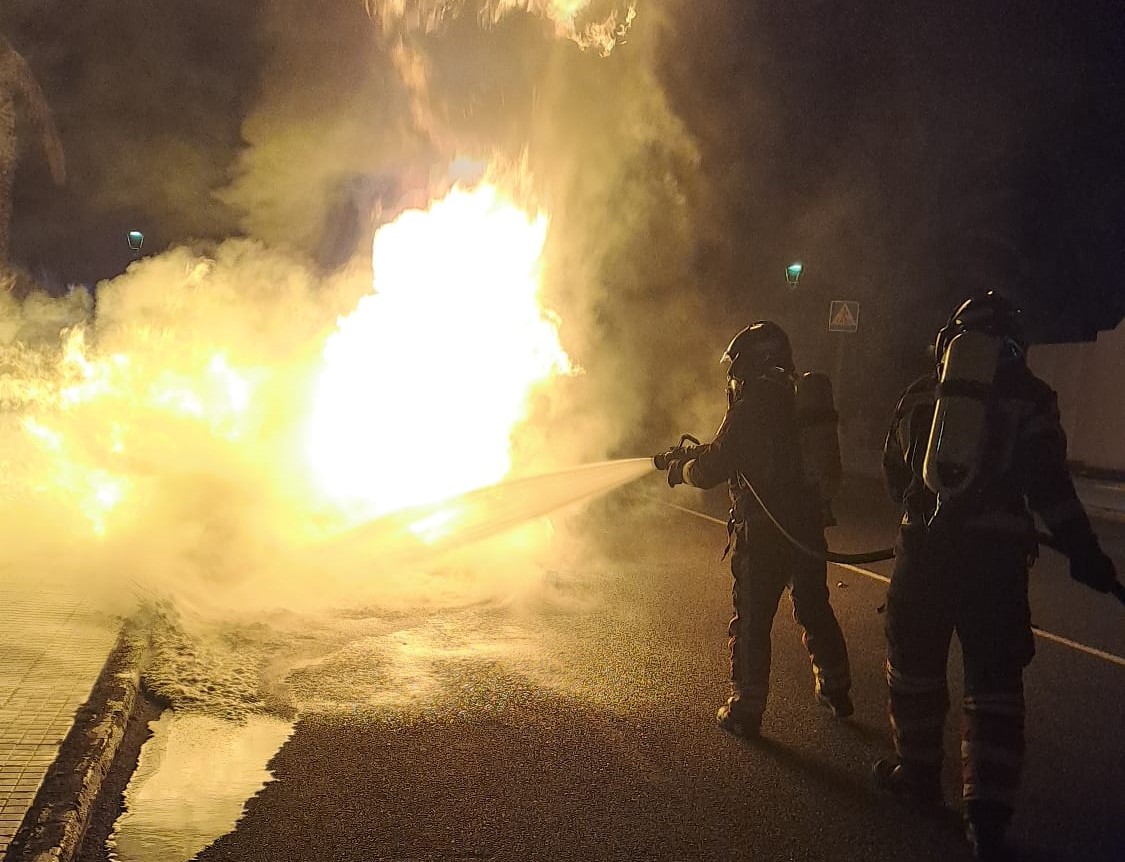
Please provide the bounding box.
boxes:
[0,590,118,857]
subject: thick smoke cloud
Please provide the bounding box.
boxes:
[220,2,424,257]
[1,0,1122,460]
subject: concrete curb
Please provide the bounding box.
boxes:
[6,614,153,862]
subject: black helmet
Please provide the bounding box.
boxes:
[934,291,1027,365]
[722,320,795,381]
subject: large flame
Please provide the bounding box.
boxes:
[306,181,571,522]
[3,177,570,544]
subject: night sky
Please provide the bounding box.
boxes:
[1,0,1122,444]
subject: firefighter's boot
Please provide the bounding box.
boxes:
[815,684,854,719]
[965,802,1014,861]
[716,699,761,739]
[871,758,942,807]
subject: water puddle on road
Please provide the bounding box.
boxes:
[107,712,294,862]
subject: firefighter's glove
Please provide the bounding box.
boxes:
[653,445,698,471]
[1068,546,1117,594]
[667,460,687,488]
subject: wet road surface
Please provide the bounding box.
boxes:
[155,478,1125,861]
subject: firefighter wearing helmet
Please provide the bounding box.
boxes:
[875,291,1118,860]
[654,321,852,738]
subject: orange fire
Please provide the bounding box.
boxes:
[8,176,571,540]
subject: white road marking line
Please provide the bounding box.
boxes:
[659,498,1125,669]
[1028,629,1125,667]
[832,562,890,584]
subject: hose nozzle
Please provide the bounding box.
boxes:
[653,434,701,469]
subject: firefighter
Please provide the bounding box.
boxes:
[875,292,1119,860]
[654,321,852,738]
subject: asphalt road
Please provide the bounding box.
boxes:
[193,476,1125,862]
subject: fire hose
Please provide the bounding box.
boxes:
[655,437,1125,605]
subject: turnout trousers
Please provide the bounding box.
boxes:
[885,528,1035,820]
[726,517,851,720]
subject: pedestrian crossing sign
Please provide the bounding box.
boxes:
[829,300,860,333]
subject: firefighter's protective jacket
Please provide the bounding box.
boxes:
[679,369,812,525]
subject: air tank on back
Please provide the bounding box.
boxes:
[795,371,842,501]
[923,331,1003,501]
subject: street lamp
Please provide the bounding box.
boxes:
[127,230,144,254]
[785,261,804,288]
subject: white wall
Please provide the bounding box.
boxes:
[1029,320,1125,474]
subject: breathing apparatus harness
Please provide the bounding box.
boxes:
[914,326,1125,602]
